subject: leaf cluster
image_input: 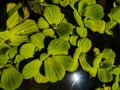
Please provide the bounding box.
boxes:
[0,0,120,89]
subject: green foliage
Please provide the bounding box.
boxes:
[98,68,113,83]
[110,7,120,23]
[1,65,23,90]
[76,27,87,37]
[22,59,41,79]
[30,32,45,50]
[47,39,70,55]
[60,0,70,6]
[84,19,106,33]
[44,5,64,25]
[84,4,104,20]
[20,43,35,59]
[1,0,120,89]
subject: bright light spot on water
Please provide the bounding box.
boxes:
[73,73,79,82]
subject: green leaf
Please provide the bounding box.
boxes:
[78,0,88,14]
[93,47,100,56]
[112,75,120,90]
[0,54,9,69]
[93,54,102,68]
[110,7,120,23]
[105,30,113,35]
[105,20,117,35]
[73,48,82,70]
[1,65,23,90]
[44,5,64,25]
[105,21,117,30]
[45,59,65,82]
[98,68,113,83]
[22,59,41,79]
[47,39,70,55]
[20,43,35,59]
[30,32,45,50]
[60,0,70,6]
[73,10,84,27]
[84,19,106,33]
[101,60,114,70]
[37,17,49,29]
[34,73,48,83]
[43,29,56,38]
[85,0,96,5]
[102,48,116,61]
[0,42,10,54]
[9,19,38,35]
[76,27,87,37]
[0,30,10,40]
[7,3,22,18]
[70,35,79,46]
[53,55,74,72]
[77,38,92,53]
[84,4,104,20]
[8,46,17,59]
[52,0,60,4]
[79,54,97,77]
[6,3,22,29]
[22,6,30,20]
[39,53,49,61]
[14,54,24,64]
[9,35,28,46]
[9,19,38,46]
[111,65,120,75]
[57,23,74,37]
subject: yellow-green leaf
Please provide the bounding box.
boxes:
[77,38,92,53]
[37,17,49,29]
[34,73,48,83]
[44,5,64,25]
[84,4,104,20]
[70,35,79,46]
[6,3,22,29]
[45,59,65,82]
[30,32,45,50]
[60,0,70,6]
[53,55,74,72]
[57,23,74,37]
[79,54,97,77]
[76,27,87,37]
[98,68,113,83]
[1,65,23,90]
[47,39,70,55]
[22,59,41,79]
[84,19,106,33]
[20,43,35,59]
[110,7,120,23]
[73,10,84,27]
